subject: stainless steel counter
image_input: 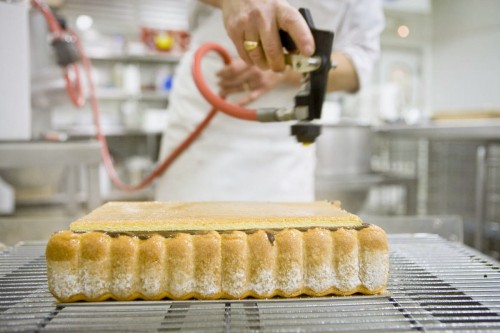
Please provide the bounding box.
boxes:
[375,119,500,140]
[0,140,102,211]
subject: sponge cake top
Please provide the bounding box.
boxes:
[70,201,362,232]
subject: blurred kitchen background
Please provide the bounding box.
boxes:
[0,0,499,258]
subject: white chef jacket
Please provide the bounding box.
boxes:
[155,0,384,202]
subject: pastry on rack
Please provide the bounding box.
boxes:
[46,201,389,302]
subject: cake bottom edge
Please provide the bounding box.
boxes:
[51,286,388,303]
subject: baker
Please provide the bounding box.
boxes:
[155,0,384,201]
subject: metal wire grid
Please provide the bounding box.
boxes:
[1,235,499,332]
[426,141,479,222]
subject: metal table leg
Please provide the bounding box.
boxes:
[87,162,101,210]
[474,144,487,251]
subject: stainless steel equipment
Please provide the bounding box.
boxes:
[1,234,499,332]
[0,0,78,142]
[314,123,418,214]
[316,123,373,177]
[315,123,375,213]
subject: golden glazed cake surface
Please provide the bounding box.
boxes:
[46,201,389,302]
[70,201,362,232]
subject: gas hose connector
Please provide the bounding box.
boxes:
[256,107,309,122]
[51,34,80,67]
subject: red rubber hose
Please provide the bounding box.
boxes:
[31,0,62,37]
[63,64,85,108]
[192,43,258,121]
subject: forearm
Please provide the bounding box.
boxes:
[327,52,359,93]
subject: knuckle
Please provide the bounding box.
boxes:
[282,16,296,29]
[263,47,284,71]
[264,44,281,59]
[278,11,296,28]
[247,7,262,21]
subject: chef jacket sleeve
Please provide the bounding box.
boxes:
[333,0,385,91]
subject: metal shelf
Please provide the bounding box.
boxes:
[87,52,181,64]
[376,119,500,141]
[95,89,170,102]
[62,126,162,138]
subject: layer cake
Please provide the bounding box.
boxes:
[46,201,389,302]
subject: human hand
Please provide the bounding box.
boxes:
[220,0,314,72]
[216,58,284,106]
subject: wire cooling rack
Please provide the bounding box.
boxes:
[1,234,499,332]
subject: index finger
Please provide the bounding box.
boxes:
[216,59,248,78]
[276,6,315,57]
